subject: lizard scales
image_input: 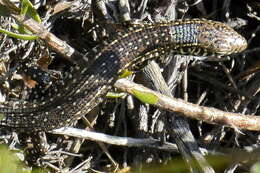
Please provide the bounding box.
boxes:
[0,19,247,131]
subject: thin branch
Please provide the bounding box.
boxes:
[52,127,179,151]
[6,12,87,64]
[114,78,260,131]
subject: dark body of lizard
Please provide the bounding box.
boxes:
[0,19,247,132]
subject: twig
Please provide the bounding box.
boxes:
[114,78,260,131]
[8,14,87,65]
[52,127,179,151]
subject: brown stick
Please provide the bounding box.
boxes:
[114,78,260,131]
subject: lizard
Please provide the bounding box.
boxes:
[0,19,247,132]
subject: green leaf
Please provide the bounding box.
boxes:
[0,145,24,173]
[0,113,5,121]
[251,161,260,173]
[0,28,38,40]
[0,144,48,173]
[11,23,33,35]
[132,89,159,104]
[21,0,41,23]
[20,0,29,16]
[106,92,126,98]
[119,69,133,78]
